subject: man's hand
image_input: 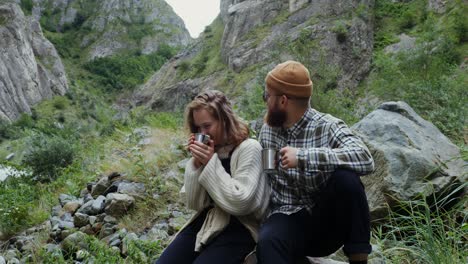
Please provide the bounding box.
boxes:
[279,146,298,169]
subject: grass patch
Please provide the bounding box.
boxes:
[373,183,467,263]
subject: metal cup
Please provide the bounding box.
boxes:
[262,148,280,173]
[194,133,210,144]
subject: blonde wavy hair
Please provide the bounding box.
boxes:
[185,90,249,146]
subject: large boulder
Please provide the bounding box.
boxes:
[0,3,68,121]
[353,101,466,220]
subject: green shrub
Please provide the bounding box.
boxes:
[0,176,39,236]
[22,133,76,182]
[20,0,33,15]
[15,113,35,129]
[178,61,190,73]
[0,119,18,141]
[84,46,176,91]
[52,96,69,110]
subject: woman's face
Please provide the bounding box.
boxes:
[193,108,224,146]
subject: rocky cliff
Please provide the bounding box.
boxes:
[0,3,68,121]
[33,0,192,60]
[132,0,375,111]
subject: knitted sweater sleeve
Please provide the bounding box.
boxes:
[183,158,210,211]
[198,139,265,216]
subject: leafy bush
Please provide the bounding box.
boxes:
[22,133,76,182]
[0,176,39,236]
[52,96,69,110]
[20,0,33,15]
[15,113,35,129]
[84,46,176,91]
[0,119,18,141]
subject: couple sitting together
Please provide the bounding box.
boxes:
[156,61,375,264]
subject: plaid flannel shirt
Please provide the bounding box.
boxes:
[259,108,374,216]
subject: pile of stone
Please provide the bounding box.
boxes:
[0,172,192,263]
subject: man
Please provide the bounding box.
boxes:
[256,60,374,264]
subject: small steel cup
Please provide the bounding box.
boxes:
[262,148,280,173]
[194,133,210,144]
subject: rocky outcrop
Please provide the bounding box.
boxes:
[132,0,375,111]
[220,0,374,89]
[353,101,466,221]
[131,38,225,112]
[0,3,68,121]
[33,0,192,60]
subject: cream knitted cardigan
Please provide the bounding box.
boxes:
[179,138,270,252]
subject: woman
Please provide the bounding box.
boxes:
[156,90,269,264]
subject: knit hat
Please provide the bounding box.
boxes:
[265,60,313,98]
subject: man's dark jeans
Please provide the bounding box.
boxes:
[257,169,371,264]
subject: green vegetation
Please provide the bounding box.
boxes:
[35,232,165,263]
[19,0,33,16]
[1,0,466,263]
[177,16,225,79]
[22,133,77,182]
[0,176,41,235]
[373,183,467,263]
[368,0,467,142]
[84,45,177,91]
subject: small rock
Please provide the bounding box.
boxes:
[61,231,88,254]
[74,213,89,228]
[59,194,77,207]
[63,201,82,214]
[5,153,14,161]
[76,250,90,261]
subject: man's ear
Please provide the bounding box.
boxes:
[279,95,288,107]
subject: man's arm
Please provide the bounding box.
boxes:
[295,120,374,175]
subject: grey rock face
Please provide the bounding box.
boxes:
[220,0,374,90]
[132,39,223,112]
[133,0,375,111]
[0,3,68,121]
[353,101,466,220]
[34,0,192,60]
[428,0,447,13]
[384,33,416,54]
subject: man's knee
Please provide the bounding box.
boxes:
[257,224,280,249]
[332,169,365,196]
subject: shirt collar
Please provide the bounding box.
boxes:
[286,108,314,138]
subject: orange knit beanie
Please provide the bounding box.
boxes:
[265,60,313,98]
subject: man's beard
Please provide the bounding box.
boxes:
[265,105,287,127]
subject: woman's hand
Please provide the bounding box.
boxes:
[188,134,215,168]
